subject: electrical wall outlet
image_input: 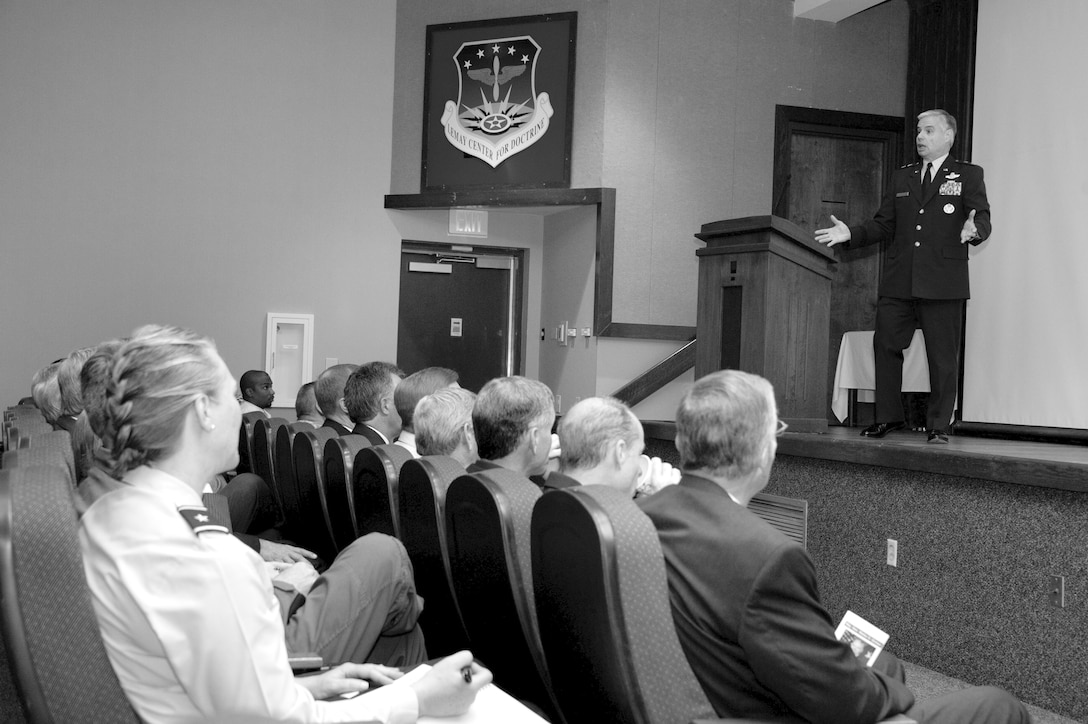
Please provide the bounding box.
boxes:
[886,539,898,567]
[1050,575,1065,608]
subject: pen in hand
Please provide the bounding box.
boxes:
[461,665,473,684]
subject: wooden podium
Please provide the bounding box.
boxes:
[695,215,837,432]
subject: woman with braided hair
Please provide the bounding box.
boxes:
[79,324,490,724]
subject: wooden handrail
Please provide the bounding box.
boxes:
[610,339,696,409]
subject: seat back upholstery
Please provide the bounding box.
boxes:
[397,456,471,657]
[19,430,75,485]
[444,468,563,721]
[272,422,312,532]
[321,435,371,552]
[290,427,339,561]
[237,411,266,475]
[2,446,74,488]
[531,485,715,724]
[251,417,287,519]
[352,444,413,539]
[0,464,139,723]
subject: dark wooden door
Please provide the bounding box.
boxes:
[773,106,904,425]
[397,246,522,392]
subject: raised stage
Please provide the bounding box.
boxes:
[777,426,1088,494]
[643,421,1088,494]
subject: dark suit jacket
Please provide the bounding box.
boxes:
[539,471,580,492]
[352,423,388,446]
[466,459,550,489]
[638,475,914,724]
[321,419,353,436]
[848,158,990,300]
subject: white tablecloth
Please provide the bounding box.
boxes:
[831,330,930,422]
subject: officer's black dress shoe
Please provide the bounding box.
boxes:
[859,421,905,438]
[928,429,949,444]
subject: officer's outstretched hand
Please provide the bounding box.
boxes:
[960,209,979,244]
[814,215,851,247]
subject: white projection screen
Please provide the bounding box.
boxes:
[963,0,1088,429]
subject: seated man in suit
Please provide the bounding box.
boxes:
[393,367,460,457]
[468,376,558,482]
[238,369,275,417]
[344,361,405,445]
[414,386,478,469]
[637,370,1028,724]
[314,363,359,435]
[294,381,324,427]
[553,396,679,495]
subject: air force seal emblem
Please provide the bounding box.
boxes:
[441,36,554,168]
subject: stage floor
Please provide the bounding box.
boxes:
[778,426,1088,493]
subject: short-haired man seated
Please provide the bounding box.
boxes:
[551,396,678,496]
[468,376,558,483]
[414,387,478,469]
[344,362,405,445]
[393,367,459,457]
[314,363,359,435]
[637,370,1028,724]
[238,369,274,417]
[294,382,324,427]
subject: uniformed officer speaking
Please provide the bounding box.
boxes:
[815,109,991,444]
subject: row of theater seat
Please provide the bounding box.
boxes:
[235,411,846,724]
[2,403,908,724]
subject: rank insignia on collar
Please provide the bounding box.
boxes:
[179,505,230,535]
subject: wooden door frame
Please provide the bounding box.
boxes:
[772,105,905,223]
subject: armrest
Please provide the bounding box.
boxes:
[288,653,324,674]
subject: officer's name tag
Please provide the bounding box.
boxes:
[896,191,910,198]
[939,181,962,196]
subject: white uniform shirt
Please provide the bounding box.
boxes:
[80,466,419,724]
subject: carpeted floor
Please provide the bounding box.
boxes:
[905,660,1081,724]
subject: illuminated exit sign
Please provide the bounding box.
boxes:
[449,208,488,237]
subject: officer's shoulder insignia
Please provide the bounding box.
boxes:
[178,505,229,535]
[900,162,918,169]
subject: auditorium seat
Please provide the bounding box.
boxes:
[2,447,74,488]
[236,410,266,475]
[444,468,564,722]
[352,444,413,539]
[0,464,139,722]
[532,484,715,724]
[290,427,339,562]
[397,456,471,657]
[271,421,313,533]
[321,434,372,551]
[250,416,288,520]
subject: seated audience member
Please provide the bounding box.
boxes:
[469,376,558,482]
[239,369,275,416]
[315,363,360,435]
[33,366,64,426]
[414,387,478,469]
[77,340,303,563]
[29,361,62,412]
[80,324,489,723]
[637,370,1029,724]
[344,361,405,445]
[393,367,460,457]
[54,346,95,432]
[553,396,679,495]
[294,382,324,427]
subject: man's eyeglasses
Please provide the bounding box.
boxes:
[775,419,789,437]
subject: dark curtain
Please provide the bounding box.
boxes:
[905,0,979,162]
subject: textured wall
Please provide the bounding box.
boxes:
[0,0,401,404]
[768,455,1088,720]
